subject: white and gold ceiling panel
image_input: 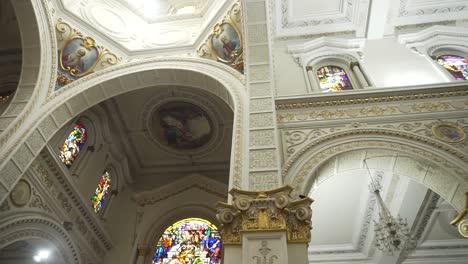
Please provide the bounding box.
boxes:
[276,0,372,38]
[388,0,468,34]
[57,0,228,52]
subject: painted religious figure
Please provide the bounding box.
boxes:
[157,102,212,150]
[60,38,99,76]
[211,23,241,62]
[152,218,222,264]
[432,123,465,143]
[316,66,353,92]
[436,55,468,81]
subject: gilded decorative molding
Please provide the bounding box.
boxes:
[451,192,468,238]
[282,119,467,159]
[30,151,113,253]
[276,87,468,110]
[55,19,121,91]
[278,101,466,122]
[216,186,313,244]
[198,2,244,73]
[282,128,467,172]
[284,140,466,201]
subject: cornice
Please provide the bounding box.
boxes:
[133,173,228,207]
[275,82,468,110]
[31,147,114,252]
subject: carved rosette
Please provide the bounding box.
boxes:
[216,186,313,244]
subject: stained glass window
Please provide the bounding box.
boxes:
[59,123,87,167]
[92,171,111,213]
[152,218,222,264]
[316,66,353,92]
[436,55,468,81]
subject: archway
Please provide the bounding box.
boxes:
[0,59,248,206]
[0,213,81,264]
[283,131,467,212]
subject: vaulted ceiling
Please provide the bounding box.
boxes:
[99,86,234,191]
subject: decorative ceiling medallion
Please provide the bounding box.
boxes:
[9,179,31,207]
[154,101,213,150]
[142,89,224,158]
[432,122,465,143]
[55,19,121,91]
[198,2,244,73]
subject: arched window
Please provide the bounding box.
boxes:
[152,218,222,264]
[316,65,354,92]
[92,171,111,213]
[436,55,468,81]
[59,123,87,167]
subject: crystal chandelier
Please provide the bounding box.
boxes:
[364,157,417,255]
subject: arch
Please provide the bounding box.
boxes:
[0,58,247,205]
[282,130,468,211]
[141,204,219,264]
[0,0,52,133]
[0,212,82,264]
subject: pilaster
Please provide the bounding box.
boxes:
[243,0,282,190]
[217,186,313,264]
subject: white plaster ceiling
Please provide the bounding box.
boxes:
[57,0,228,51]
[274,0,468,39]
[101,86,234,191]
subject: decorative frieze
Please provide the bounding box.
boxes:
[216,186,313,244]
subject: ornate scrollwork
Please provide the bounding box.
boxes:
[216,186,313,244]
[197,2,244,73]
[252,241,278,264]
[55,19,121,90]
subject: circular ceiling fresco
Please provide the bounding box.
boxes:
[153,101,213,150]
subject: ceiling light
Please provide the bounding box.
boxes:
[363,156,417,255]
[33,249,51,263]
[176,6,196,15]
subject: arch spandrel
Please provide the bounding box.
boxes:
[0,58,248,205]
[283,133,468,212]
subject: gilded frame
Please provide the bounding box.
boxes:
[55,19,120,87]
[432,122,466,143]
[198,2,244,73]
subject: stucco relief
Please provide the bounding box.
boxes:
[283,139,467,211]
[398,0,467,17]
[29,154,112,256]
[281,119,468,159]
[277,100,466,122]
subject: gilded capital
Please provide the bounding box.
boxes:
[216,186,313,244]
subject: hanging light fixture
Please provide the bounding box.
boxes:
[364,156,417,255]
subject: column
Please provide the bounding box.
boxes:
[244,0,282,191]
[305,66,318,92]
[217,186,313,264]
[136,244,149,264]
[351,62,370,88]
